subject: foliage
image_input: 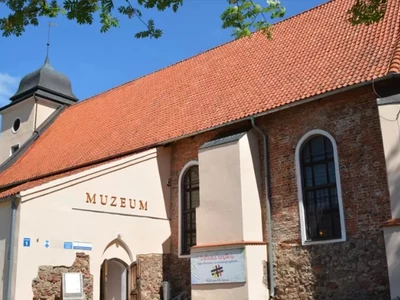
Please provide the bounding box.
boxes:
[0,0,389,39]
[348,0,387,25]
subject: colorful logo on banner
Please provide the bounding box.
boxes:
[191,248,246,284]
[211,265,224,278]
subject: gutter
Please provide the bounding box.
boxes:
[1,74,399,191]
[6,194,19,300]
[251,117,275,298]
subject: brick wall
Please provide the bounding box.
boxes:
[167,86,391,299]
[259,87,391,299]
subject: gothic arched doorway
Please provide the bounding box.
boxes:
[100,259,140,300]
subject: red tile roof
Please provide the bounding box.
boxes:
[0,0,400,194]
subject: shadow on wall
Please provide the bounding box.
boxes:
[386,133,400,219]
[0,201,11,300]
[384,141,400,300]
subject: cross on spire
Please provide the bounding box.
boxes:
[45,22,58,64]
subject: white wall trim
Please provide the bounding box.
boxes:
[295,129,346,246]
[178,160,198,258]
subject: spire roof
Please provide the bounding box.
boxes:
[10,55,78,103]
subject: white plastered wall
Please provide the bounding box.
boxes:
[0,96,59,164]
[0,201,11,299]
[34,97,58,128]
[13,147,171,300]
[378,104,400,219]
[197,130,263,244]
[378,103,400,299]
[194,130,266,300]
[197,141,243,244]
[0,98,35,163]
[383,226,400,298]
[239,131,263,241]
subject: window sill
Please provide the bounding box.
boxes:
[302,237,346,246]
[178,254,191,259]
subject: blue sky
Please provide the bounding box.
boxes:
[0,0,327,106]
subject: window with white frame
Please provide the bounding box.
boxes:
[179,161,199,256]
[295,130,346,245]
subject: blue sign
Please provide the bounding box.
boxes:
[44,240,50,248]
[23,238,30,247]
[64,242,73,250]
[72,242,92,251]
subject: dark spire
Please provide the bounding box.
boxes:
[8,21,77,105]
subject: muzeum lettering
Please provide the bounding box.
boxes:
[86,192,148,211]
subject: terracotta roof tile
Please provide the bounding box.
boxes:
[0,0,400,191]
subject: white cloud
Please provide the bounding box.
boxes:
[0,73,20,107]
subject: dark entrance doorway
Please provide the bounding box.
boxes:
[100,259,140,300]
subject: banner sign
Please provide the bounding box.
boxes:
[191,248,246,284]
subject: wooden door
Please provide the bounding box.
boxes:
[100,259,108,300]
[129,262,140,300]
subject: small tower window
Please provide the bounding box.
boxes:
[12,118,21,133]
[10,144,19,156]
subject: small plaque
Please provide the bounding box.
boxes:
[23,238,30,247]
[62,272,84,299]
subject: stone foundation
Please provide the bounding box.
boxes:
[137,254,169,300]
[32,253,93,300]
[274,232,390,300]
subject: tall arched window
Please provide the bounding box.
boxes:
[295,130,346,245]
[179,161,199,256]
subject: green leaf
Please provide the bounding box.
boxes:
[348,0,387,25]
[0,0,386,40]
[221,0,284,39]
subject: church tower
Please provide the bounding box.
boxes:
[0,55,77,164]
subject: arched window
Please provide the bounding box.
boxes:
[179,161,199,256]
[295,130,346,245]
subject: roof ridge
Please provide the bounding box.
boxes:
[69,0,334,110]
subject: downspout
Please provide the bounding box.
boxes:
[6,194,19,300]
[251,117,275,298]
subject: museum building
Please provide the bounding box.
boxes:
[0,0,400,299]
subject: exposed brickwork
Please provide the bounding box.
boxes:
[137,254,169,300]
[258,87,391,299]
[168,86,391,299]
[169,131,217,297]
[32,253,93,300]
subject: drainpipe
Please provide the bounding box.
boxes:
[251,117,275,298]
[6,194,19,300]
